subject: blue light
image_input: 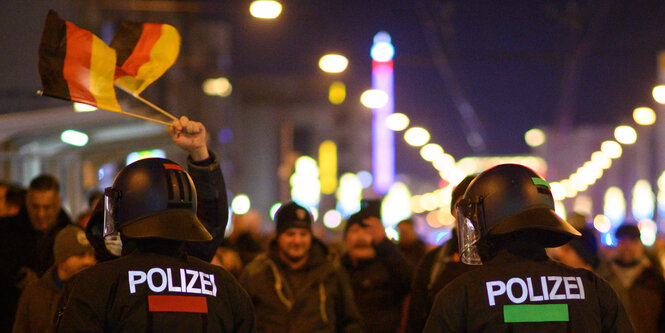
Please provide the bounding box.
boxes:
[371,31,394,62]
[218,128,233,144]
[602,232,616,246]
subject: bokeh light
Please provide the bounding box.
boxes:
[360,89,389,109]
[404,127,430,147]
[524,128,546,147]
[653,85,665,104]
[385,113,410,131]
[231,194,251,215]
[319,54,348,73]
[633,107,656,125]
[614,125,637,145]
[249,0,282,19]
[600,140,622,159]
[420,143,444,162]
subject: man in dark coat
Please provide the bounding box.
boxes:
[0,174,71,331]
[341,209,412,333]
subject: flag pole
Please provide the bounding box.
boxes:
[116,85,178,121]
[118,110,172,126]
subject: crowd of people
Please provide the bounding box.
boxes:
[0,117,663,332]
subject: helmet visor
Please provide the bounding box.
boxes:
[103,187,118,239]
[456,198,483,265]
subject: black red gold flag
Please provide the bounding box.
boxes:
[38,10,121,112]
[111,22,180,94]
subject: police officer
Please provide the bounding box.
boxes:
[424,164,633,332]
[56,157,255,331]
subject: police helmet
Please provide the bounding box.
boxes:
[455,164,580,264]
[103,158,211,242]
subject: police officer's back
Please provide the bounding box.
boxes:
[424,164,633,333]
[56,158,255,332]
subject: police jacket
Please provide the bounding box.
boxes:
[341,238,412,333]
[240,238,362,333]
[56,245,255,332]
[424,241,634,333]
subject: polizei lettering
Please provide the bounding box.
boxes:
[486,276,585,306]
[128,268,217,296]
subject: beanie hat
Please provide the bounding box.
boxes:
[54,224,93,264]
[450,174,477,213]
[615,224,641,240]
[566,227,599,268]
[344,211,367,235]
[275,202,312,236]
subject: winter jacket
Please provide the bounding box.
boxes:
[240,238,362,333]
[12,266,62,333]
[341,239,412,333]
[0,207,71,332]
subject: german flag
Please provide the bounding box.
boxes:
[111,22,180,94]
[38,10,121,112]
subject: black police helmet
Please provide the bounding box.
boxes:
[460,164,580,247]
[108,158,211,242]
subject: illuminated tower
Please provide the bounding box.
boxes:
[371,31,395,194]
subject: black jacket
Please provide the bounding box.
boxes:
[56,246,255,332]
[341,239,412,333]
[424,243,634,332]
[0,207,71,332]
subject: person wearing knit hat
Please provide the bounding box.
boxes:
[240,201,363,332]
[341,207,413,333]
[13,224,95,333]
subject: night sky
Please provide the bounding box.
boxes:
[4,1,665,181]
[228,0,665,179]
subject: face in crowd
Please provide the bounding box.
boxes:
[277,227,312,263]
[59,252,96,281]
[615,236,645,266]
[344,218,377,260]
[26,188,61,232]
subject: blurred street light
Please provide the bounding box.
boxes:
[614,125,637,144]
[249,1,282,19]
[360,89,388,109]
[385,113,409,131]
[404,127,430,147]
[61,129,88,147]
[633,107,656,125]
[653,85,665,104]
[319,54,348,73]
[524,128,545,147]
[202,77,232,97]
[601,140,622,158]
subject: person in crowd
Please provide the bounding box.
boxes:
[424,164,632,332]
[0,174,72,331]
[396,218,427,267]
[229,209,266,265]
[597,224,665,333]
[0,181,10,217]
[56,117,255,332]
[74,190,103,230]
[405,174,476,333]
[13,224,95,333]
[240,201,362,333]
[2,184,26,218]
[549,225,599,272]
[341,209,412,333]
[211,240,244,279]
